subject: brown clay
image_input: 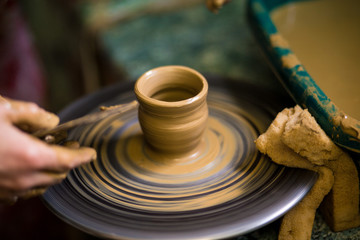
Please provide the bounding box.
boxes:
[45,65,319,239]
[134,65,209,157]
[256,105,360,239]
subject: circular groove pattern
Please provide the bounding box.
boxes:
[43,81,317,240]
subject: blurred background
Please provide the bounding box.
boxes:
[0,0,286,239]
[4,0,281,112]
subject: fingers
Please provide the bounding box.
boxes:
[0,171,67,204]
[0,128,96,204]
[9,134,96,174]
[44,131,68,144]
[0,144,96,204]
[63,140,80,149]
[0,97,97,204]
[0,96,59,132]
[47,145,96,172]
[0,171,66,193]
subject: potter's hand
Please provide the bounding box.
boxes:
[0,96,96,204]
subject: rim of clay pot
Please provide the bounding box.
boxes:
[134,65,208,108]
[247,0,360,153]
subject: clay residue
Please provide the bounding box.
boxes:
[270,33,290,48]
[72,100,276,212]
[65,86,292,218]
[333,112,360,139]
[271,0,360,120]
[270,1,360,147]
[270,33,304,70]
[256,105,360,239]
[281,53,302,70]
[90,109,263,211]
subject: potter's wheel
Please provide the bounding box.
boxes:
[43,78,317,240]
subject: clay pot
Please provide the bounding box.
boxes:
[134,65,208,156]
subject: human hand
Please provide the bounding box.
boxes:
[0,96,96,204]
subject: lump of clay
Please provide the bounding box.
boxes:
[281,107,343,165]
[255,105,360,240]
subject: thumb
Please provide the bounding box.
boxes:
[0,96,59,132]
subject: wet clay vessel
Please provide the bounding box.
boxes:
[43,66,317,240]
[135,66,208,157]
